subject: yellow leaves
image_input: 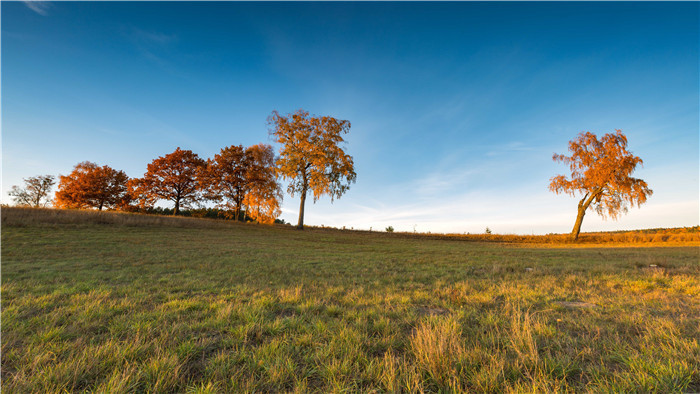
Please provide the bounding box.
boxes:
[243,192,281,225]
[268,109,356,203]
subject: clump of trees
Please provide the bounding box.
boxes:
[199,144,282,224]
[550,130,652,241]
[42,145,284,224]
[8,109,355,227]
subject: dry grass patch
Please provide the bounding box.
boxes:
[410,317,465,390]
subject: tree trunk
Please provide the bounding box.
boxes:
[297,187,307,230]
[174,198,180,215]
[570,203,586,241]
[570,189,602,241]
[235,191,243,221]
[98,201,104,211]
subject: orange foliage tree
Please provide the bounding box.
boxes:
[268,109,356,229]
[137,147,205,215]
[200,144,282,223]
[200,145,249,220]
[549,130,652,240]
[243,143,283,224]
[8,175,55,207]
[54,162,130,210]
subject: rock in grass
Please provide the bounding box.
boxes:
[416,305,450,316]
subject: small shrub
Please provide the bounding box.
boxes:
[385,226,394,233]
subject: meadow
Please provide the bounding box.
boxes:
[2,207,699,392]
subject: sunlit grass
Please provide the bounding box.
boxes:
[2,207,699,392]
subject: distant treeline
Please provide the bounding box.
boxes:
[134,206,286,224]
[8,144,282,224]
[399,226,700,244]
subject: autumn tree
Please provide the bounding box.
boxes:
[54,162,130,210]
[549,130,652,241]
[8,175,55,207]
[200,143,282,223]
[243,143,283,224]
[200,145,249,220]
[138,147,205,215]
[268,109,356,229]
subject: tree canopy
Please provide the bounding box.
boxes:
[243,143,283,224]
[268,109,356,229]
[200,144,282,222]
[549,130,652,240]
[55,162,130,211]
[200,144,250,220]
[138,147,206,215]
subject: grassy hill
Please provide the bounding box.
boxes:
[2,207,699,392]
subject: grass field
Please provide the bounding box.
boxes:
[2,207,699,392]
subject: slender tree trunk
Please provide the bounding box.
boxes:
[570,189,602,241]
[570,202,586,241]
[99,201,104,211]
[174,198,180,215]
[297,186,307,230]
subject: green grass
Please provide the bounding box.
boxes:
[2,208,699,392]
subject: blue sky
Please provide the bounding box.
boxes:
[2,1,698,234]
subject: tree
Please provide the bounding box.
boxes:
[549,130,652,241]
[8,175,55,207]
[268,109,356,229]
[243,143,283,224]
[138,147,205,215]
[55,162,130,210]
[200,145,249,220]
[200,144,283,223]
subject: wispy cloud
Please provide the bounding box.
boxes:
[22,1,51,16]
[128,27,178,46]
[119,26,191,79]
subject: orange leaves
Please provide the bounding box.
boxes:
[54,162,129,211]
[200,145,248,216]
[46,110,348,227]
[201,144,282,222]
[550,130,653,239]
[136,147,206,215]
[244,144,283,224]
[268,109,356,228]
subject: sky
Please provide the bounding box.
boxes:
[2,1,698,234]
